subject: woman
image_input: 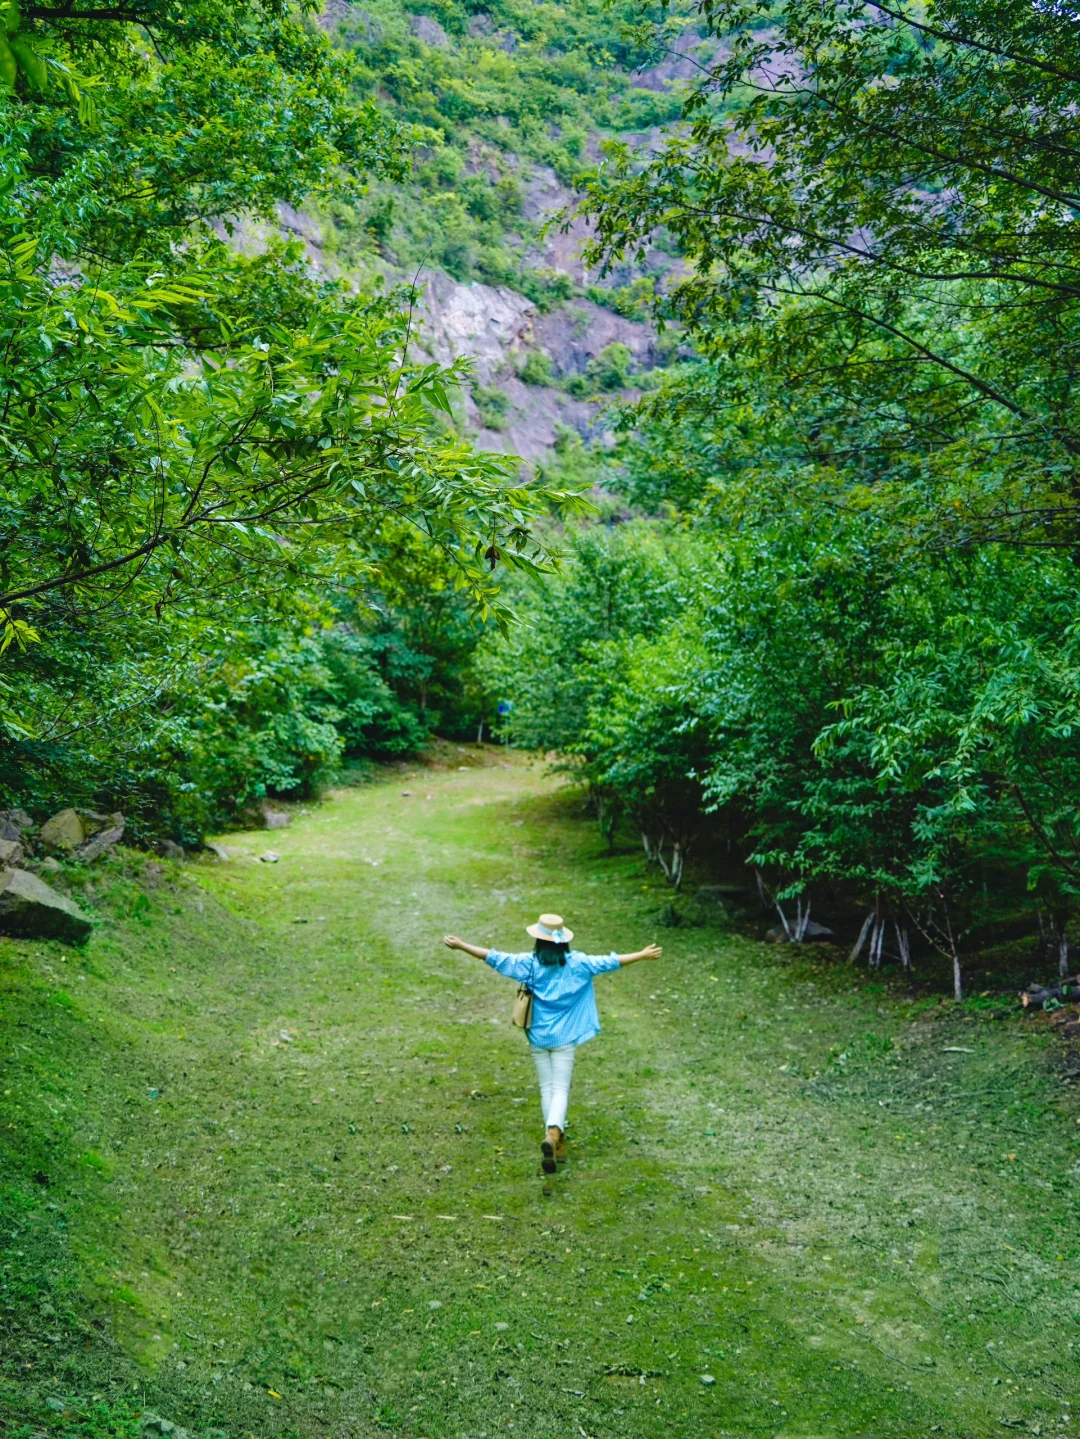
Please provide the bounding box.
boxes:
[443,913,662,1174]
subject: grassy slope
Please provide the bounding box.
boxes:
[2,752,1080,1439]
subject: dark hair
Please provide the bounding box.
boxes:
[534,938,569,967]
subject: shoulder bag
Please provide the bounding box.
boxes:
[511,956,534,1029]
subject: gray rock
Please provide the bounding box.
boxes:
[766,919,834,943]
[0,838,23,866]
[0,867,92,944]
[206,843,231,860]
[154,839,185,860]
[259,850,280,864]
[262,809,291,830]
[78,821,125,863]
[139,1414,195,1439]
[8,809,33,830]
[81,809,124,835]
[410,12,448,45]
[39,808,85,852]
[36,856,62,873]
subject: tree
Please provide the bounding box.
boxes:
[0,0,587,825]
[582,0,1080,551]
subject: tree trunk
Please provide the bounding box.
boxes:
[869,913,885,969]
[850,910,874,963]
[946,916,962,1001]
[1060,930,1070,979]
[895,919,911,974]
[794,896,812,942]
[756,870,770,911]
[774,898,793,940]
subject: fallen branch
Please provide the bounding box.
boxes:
[1020,976,1080,1009]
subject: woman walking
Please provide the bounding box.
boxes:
[443,914,661,1174]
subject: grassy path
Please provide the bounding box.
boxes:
[3,754,1080,1438]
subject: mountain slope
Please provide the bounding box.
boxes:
[312,0,702,456]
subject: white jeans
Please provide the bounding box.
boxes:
[532,1043,577,1131]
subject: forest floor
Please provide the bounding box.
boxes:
[3,752,1080,1439]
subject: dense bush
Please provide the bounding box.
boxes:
[487,515,1080,994]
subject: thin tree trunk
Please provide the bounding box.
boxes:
[850,910,874,963]
[870,914,885,969]
[941,900,963,1001]
[895,919,911,973]
[1060,930,1070,978]
[794,896,811,942]
[774,899,793,940]
[756,870,770,911]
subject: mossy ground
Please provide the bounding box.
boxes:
[3,752,1080,1438]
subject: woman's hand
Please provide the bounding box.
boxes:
[616,943,663,966]
[444,936,491,959]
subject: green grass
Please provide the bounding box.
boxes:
[3,753,1080,1438]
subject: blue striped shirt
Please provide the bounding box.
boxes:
[485,948,622,1048]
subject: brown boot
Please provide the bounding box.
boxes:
[554,1130,568,1165]
[541,1125,560,1174]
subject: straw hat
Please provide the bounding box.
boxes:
[526,912,574,943]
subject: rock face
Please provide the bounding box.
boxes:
[413,272,661,458]
[39,807,85,851]
[0,867,93,944]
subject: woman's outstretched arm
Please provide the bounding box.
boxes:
[614,943,663,966]
[443,935,491,960]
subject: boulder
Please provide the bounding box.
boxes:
[39,808,86,851]
[0,838,23,867]
[262,809,291,830]
[139,1414,195,1439]
[80,809,124,836]
[0,867,92,944]
[0,814,22,842]
[77,821,125,863]
[154,839,185,860]
[766,919,835,944]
